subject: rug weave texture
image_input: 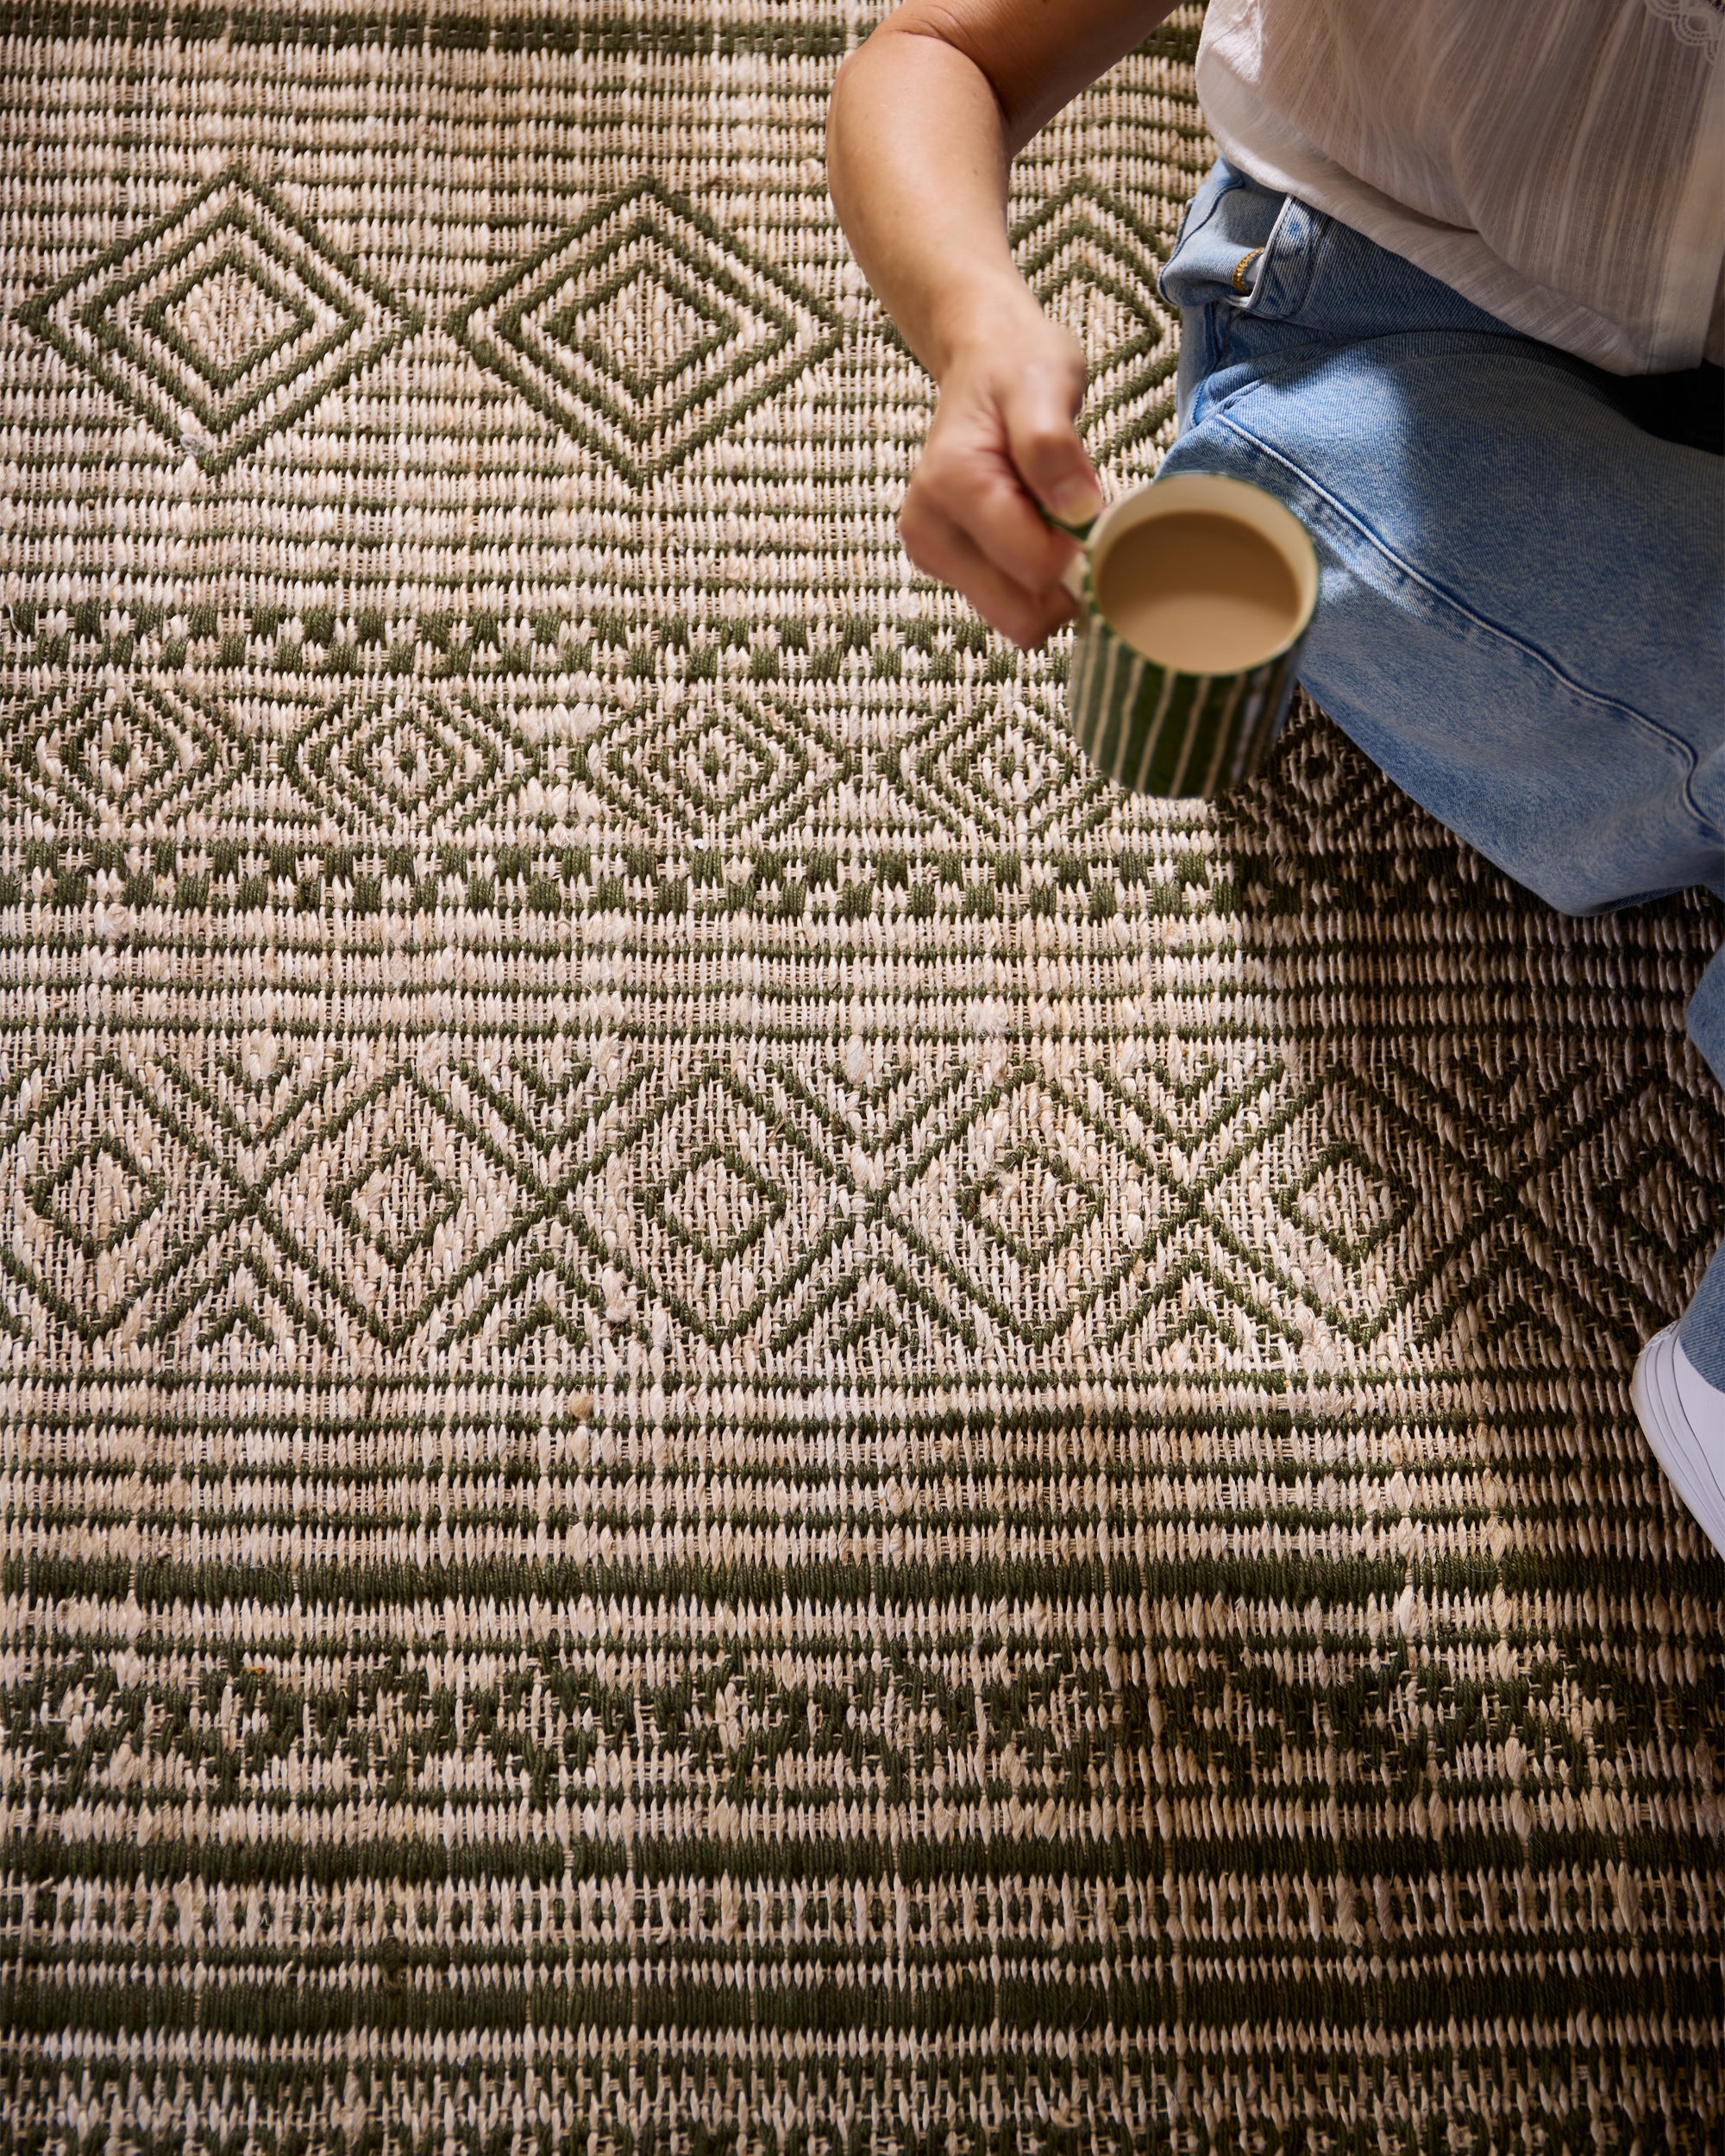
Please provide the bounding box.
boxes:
[1,3,1722,2150]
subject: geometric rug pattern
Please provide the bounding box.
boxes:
[0,3,1720,2149]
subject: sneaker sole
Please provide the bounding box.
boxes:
[1632,1326,1725,1557]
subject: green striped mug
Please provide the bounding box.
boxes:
[1057,472,1319,799]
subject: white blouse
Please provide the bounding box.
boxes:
[1194,0,1725,374]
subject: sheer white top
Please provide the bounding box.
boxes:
[1194,0,1725,374]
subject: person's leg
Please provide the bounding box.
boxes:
[1155,165,1725,1391]
[1678,950,1725,1381]
[1158,170,1723,914]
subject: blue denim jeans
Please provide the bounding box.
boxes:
[1157,156,1725,1382]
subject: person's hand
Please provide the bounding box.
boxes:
[900,299,1105,647]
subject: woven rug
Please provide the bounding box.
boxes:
[2,3,1722,2149]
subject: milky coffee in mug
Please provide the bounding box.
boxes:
[1059,472,1318,799]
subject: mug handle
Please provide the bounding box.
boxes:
[1038,499,1100,605]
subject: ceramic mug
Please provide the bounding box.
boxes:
[1057,471,1320,799]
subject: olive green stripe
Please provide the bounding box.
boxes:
[0,7,1207,65]
[0,7,1206,63]
[0,1382,1631,1413]
[0,1830,1550,1890]
[0,1466,1599,1501]
[0,1550,1560,1608]
[10,1551,1713,1608]
[1196,669,1250,797]
[11,1954,1712,2032]
[0,944,1685,1009]
[29,1932,1695,1977]
[0,2013,1703,2062]
[1126,662,1181,792]
[3,1824,1703,1891]
[10,1962,1714,2044]
[0,1495,1538,1531]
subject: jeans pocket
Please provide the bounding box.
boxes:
[1158,165,1240,308]
[1158,159,1285,310]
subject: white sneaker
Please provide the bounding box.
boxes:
[1631,1324,1725,1558]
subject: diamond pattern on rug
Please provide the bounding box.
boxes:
[3,1050,217,1339]
[0,675,251,833]
[1282,1145,1414,1267]
[1015,176,1183,473]
[897,687,1113,843]
[273,1064,530,1349]
[445,174,843,483]
[14,167,421,472]
[574,1060,850,1344]
[891,1066,1170,1346]
[141,250,314,392]
[282,680,534,834]
[579,682,855,846]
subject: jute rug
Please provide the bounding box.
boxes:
[1,3,1721,2149]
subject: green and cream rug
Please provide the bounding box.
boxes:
[0,3,1721,2149]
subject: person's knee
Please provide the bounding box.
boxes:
[1507,858,1621,920]
[1487,820,1715,920]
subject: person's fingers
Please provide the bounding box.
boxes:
[998,361,1104,530]
[920,347,1102,595]
[900,493,1079,648]
[895,328,1101,639]
[906,420,1076,599]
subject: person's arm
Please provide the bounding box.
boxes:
[828,0,1178,645]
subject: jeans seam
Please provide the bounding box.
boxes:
[1214,201,1329,365]
[1176,171,1246,255]
[1210,404,1725,855]
[1279,204,1327,321]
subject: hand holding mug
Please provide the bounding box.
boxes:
[898,298,1320,800]
[897,303,1105,649]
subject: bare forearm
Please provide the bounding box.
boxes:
[825,1,1177,646]
[827,28,1026,379]
[826,2,1177,379]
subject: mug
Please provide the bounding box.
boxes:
[1057,471,1320,799]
